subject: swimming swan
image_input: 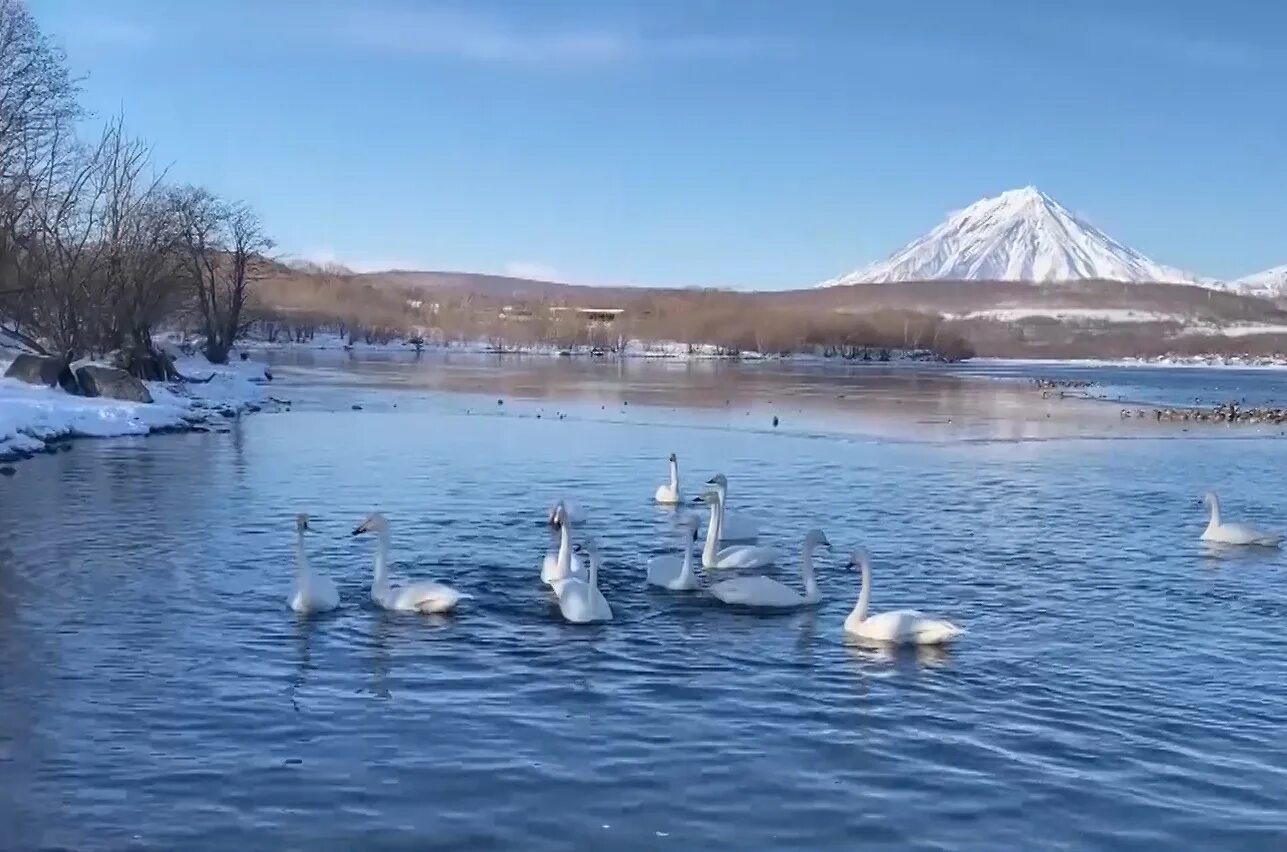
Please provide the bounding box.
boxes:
[553,539,613,623]
[654,454,682,504]
[843,549,963,645]
[646,514,702,591]
[288,514,340,614]
[542,502,588,584]
[707,530,829,608]
[352,513,471,613]
[1200,492,1283,546]
[704,474,760,542]
[695,489,779,570]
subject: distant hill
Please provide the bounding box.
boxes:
[357,269,701,305]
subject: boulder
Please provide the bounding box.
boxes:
[75,365,153,403]
[5,353,76,391]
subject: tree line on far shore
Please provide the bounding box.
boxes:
[250,272,978,361]
[0,0,270,377]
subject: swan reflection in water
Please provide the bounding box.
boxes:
[288,615,318,713]
[844,637,955,670]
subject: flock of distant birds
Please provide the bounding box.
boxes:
[287,456,1282,646]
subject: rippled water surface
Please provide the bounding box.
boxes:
[3,356,1287,850]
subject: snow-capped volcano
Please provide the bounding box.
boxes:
[822,186,1202,286]
[1234,264,1287,296]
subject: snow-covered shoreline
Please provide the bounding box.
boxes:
[0,354,271,464]
[237,331,947,363]
[971,354,1287,370]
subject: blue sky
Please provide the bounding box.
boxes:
[30,0,1287,287]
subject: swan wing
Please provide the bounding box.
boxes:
[713,545,779,570]
[708,575,801,608]
[646,555,683,586]
[290,576,340,613]
[654,484,680,504]
[1206,522,1284,546]
[851,610,963,645]
[392,581,468,613]
[555,579,612,622]
[541,551,588,585]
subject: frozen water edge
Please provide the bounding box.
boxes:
[0,354,271,464]
[235,331,946,363]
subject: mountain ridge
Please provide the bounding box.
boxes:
[822,187,1203,287]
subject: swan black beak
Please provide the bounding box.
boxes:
[350,526,365,537]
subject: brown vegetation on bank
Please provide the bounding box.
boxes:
[249,270,977,360]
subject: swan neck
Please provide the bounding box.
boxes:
[294,532,309,587]
[556,520,572,574]
[715,482,728,526]
[801,544,819,601]
[1208,497,1221,528]
[702,495,722,564]
[669,459,679,489]
[373,528,391,590]
[588,552,598,590]
[851,562,872,624]
[679,533,695,585]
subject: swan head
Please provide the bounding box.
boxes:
[1202,491,1219,508]
[547,501,571,528]
[574,537,601,558]
[692,489,721,507]
[668,452,677,463]
[705,473,728,489]
[804,529,831,551]
[351,513,389,536]
[295,513,311,534]
[847,548,871,571]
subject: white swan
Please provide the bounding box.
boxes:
[352,513,471,613]
[696,489,779,570]
[1200,492,1283,546]
[541,502,588,584]
[552,539,613,623]
[707,530,829,608]
[288,514,339,614]
[704,473,760,542]
[654,453,681,504]
[646,514,702,591]
[843,549,963,645]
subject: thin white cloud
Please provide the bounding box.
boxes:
[503,261,562,281]
[335,7,780,65]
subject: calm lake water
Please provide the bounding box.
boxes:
[3,354,1287,850]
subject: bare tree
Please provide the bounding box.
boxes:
[7,121,109,361]
[172,186,274,363]
[0,0,81,350]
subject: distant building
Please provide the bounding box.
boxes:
[549,306,625,325]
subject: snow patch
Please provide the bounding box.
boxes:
[949,307,1185,324]
[823,186,1203,286]
[0,355,270,462]
[1230,264,1287,297]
